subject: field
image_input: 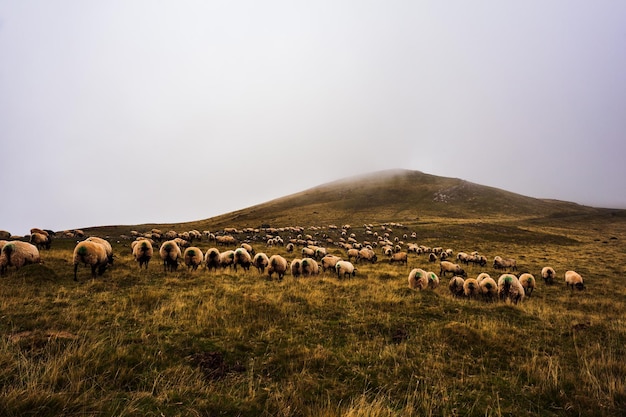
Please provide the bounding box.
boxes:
[1,210,626,417]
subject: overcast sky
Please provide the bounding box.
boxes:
[1,1,625,235]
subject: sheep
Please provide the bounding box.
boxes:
[314,247,328,260]
[268,255,288,280]
[335,260,357,278]
[493,256,517,271]
[0,241,41,275]
[389,251,408,265]
[301,258,320,276]
[0,230,11,240]
[204,248,221,271]
[286,243,294,253]
[408,268,426,290]
[463,278,480,299]
[29,232,51,250]
[219,250,235,269]
[241,243,255,256]
[479,276,498,302]
[448,276,465,298]
[541,266,556,285]
[440,261,466,277]
[320,255,342,273]
[86,237,114,264]
[72,240,108,281]
[183,247,204,271]
[457,252,472,264]
[159,240,182,272]
[131,239,153,269]
[565,270,585,290]
[428,253,438,263]
[290,258,302,278]
[497,274,525,304]
[518,273,536,297]
[302,247,316,258]
[357,248,377,264]
[252,252,270,273]
[476,272,491,283]
[233,247,252,271]
[347,248,360,262]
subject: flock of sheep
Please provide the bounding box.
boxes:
[0,225,585,304]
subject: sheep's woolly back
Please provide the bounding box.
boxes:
[479,277,498,300]
[408,268,428,290]
[476,273,491,283]
[301,257,319,276]
[449,276,465,297]
[426,271,440,289]
[86,237,113,262]
[463,278,480,298]
[184,247,204,269]
[565,270,584,290]
[497,274,525,304]
[268,255,288,279]
[518,273,536,296]
[0,241,41,273]
[335,260,356,278]
[160,240,182,260]
[290,258,302,277]
[541,266,556,284]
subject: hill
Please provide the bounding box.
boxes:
[86,169,617,236]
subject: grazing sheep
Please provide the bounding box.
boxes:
[0,230,11,240]
[449,276,465,298]
[463,278,480,299]
[314,247,328,260]
[72,240,108,281]
[565,270,585,290]
[131,239,153,269]
[335,260,357,278]
[357,248,377,264]
[479,277,498,302]
[183,247,204,271]
[86,237,114,264]
[428,253,438,263]
[390,251,408,265]
[302,247,316,258]
[290,258,302,278]
[241,243,255,256]
[518,273,536,297]
[457,252,471,264]
[159,240,182,272]
[440,261,466,277]
[0,241,41,275]
[204,248,221,271]
[497,274,525,304]
[541,266,556,285]
[347,248,360,262]
[233,247,252,271]
[320,255,342,273]
[493,256,517,271]
[408,268,429,290]
[219,250,235,269]
[301,258,320,276]
[252,253,270,273]
[286,243,294,253]
[268,255,288,280]
[29,232,51,250]
[476,272,491,283]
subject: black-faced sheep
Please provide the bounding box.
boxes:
[241,243,255,256]
[518,273,536,297]
[497,274,525,304]
[335,260,356,278]
[565,270,585,290]
[1,241,41,275]
[493,256,517,271]
[204,248,220,272]
[320,255,342,273]
[159,240,182,272]
[233,247,252,271]
[290,258,302,278]
[301,258,319,277]
[357,248,377,264]
[479,276,498,302]
[440,261,466,277]
[449,276,465,298]
[252,253,270,273]
[408,268,437,290]
[29,232,51,250]
[219,250,235,269]
[131,239,153,269]
[268,255,288,280]
[183,247,204,271]
[389,251,408,265]
[72,240,108,281]
[86,237,114,264]
[541,266,556,285]
[463,278,480,299]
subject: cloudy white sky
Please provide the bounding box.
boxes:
[1,1,625,235]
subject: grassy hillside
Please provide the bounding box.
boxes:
[2,170,626,416]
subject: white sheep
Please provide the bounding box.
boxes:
[29,232,51,250]
[86,237,114,265]
[219,250,235,269]
[252,253,270,273]
[268,254,288,280]
[476,272,491,283]
[497,274,525,304]
[565,270,585,290]
[463,278,480,299]
[541,266,556,285]
[518,273,536,297]
[439,261,466,277]
[72,240,108,281]
[301,258,320,276]
[408,268,429,290]
[290,258,302,278]
[0,241,41,275]
[448,276,465,298]
[389,251,408,265]
[131,239,153,269]
[357,248,377,263]
[320,255,342,273]
[479,276,498,302]
[493,256,517,271]
[233,247,252,271]
[204,248,221,271]
[159,240,182,272]
[335,260,356,278]
[183,247,204,271]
